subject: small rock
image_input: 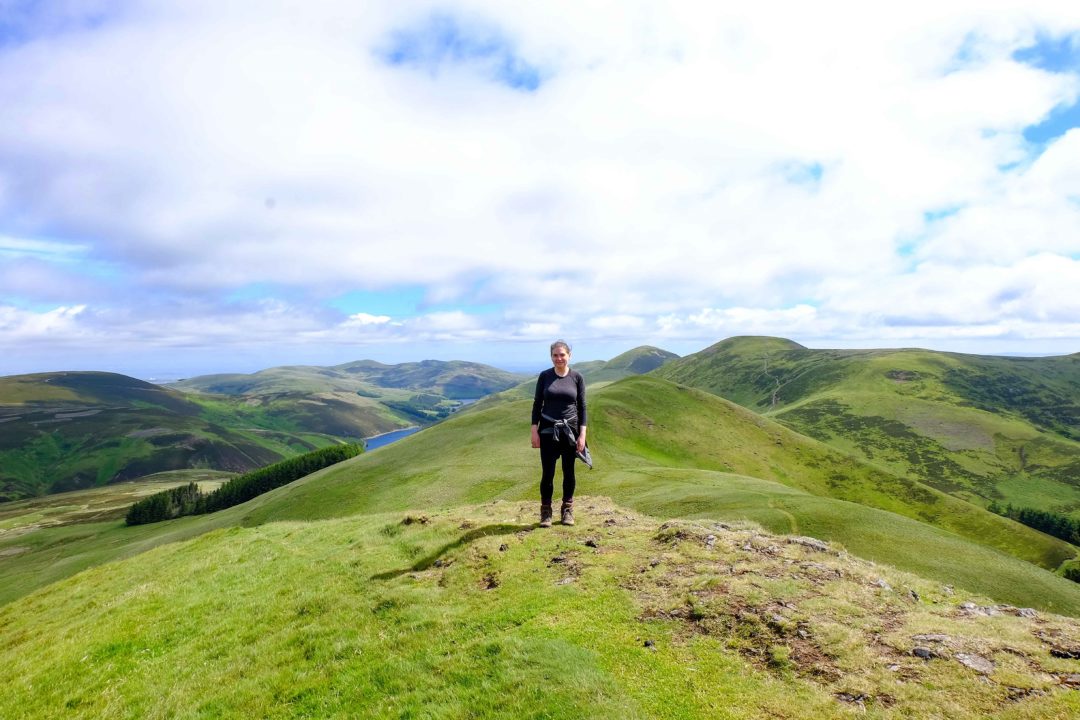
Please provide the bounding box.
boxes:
[643,639,655,648]
[797,629,810,639]
[887,664,901,672]
[549,555,567,565]
[942,584,954,596]
[874,579,893,592]
[835,692,867,705]
[911,634,951,644]
[649,558,661,567]
[1018,608,1038,619]
[556,577,575,586]
[913,647,938,659]
[1050,647,1080,660]
[960,602,977,610]
[909,589,921,602]
[1059,674,1080,687]
[955,653,994,675]
[583,537,599,548]
[705,534,717,548]
[498,543,509,552]
[788,536,830,552]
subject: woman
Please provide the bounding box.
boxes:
[531,340,587,527]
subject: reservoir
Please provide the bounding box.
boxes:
[364,426,421,451]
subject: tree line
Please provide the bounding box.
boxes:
[126,443,362,526]
[987,500,1080,545]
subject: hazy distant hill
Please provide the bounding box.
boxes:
[173,359,526,399]
[654,336,1080,517]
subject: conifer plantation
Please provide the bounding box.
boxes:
[125,444,362,525]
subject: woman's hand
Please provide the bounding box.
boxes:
[531,425,541,449]
[576,426,587,454]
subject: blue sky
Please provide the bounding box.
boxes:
[1,2,1080,378]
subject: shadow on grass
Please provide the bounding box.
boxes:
[371,523,537,580]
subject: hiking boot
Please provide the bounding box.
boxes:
[561,501,575,526]
[540,504,553,528]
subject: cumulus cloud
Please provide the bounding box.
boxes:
[1,0,1080,374]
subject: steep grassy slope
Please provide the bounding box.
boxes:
[0,372,362,501]
[3,499,1080,719]
[654,337,1080,517]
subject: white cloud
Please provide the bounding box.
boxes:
[2,1,1080,373]
[344,312,392,326]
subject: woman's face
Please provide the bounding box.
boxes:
[551,346,570,370]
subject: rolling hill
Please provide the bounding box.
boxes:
[0,360,526,502]
[574,345,679,383]
[4,371,1080,718]
[654,337,1080,518]
[0,372,389,502]
[172,358,525,400]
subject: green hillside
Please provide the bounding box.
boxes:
[5,375,1080,614]
[173,358,526,400]
[654,337,1080,518]
[1,359,526,502]
[0,372,368,501]
[240,376,1078,600]
[575,346,679,383]
[469,345,679,413]
[5,373,1080,717]
[4,499,1080,719]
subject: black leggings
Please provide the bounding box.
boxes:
[539,431,576,505]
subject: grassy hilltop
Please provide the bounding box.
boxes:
[4,499,1080,719]
[655,337,1080,518]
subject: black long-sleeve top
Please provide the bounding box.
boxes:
[532,368,587,429]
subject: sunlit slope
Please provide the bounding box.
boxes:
[576,346,679,383]
[236,376,1079,609]
[0,372,296,500]
[654,337,1080,515]
[6,500,1080,718]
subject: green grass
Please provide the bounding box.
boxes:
[4,376,1078,613]
[226,377,1080,612]
[653,337,1080,519]
[0,373,389,501]
[2,499,1079,719]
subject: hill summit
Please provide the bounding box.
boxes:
[3,498,1080,718]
